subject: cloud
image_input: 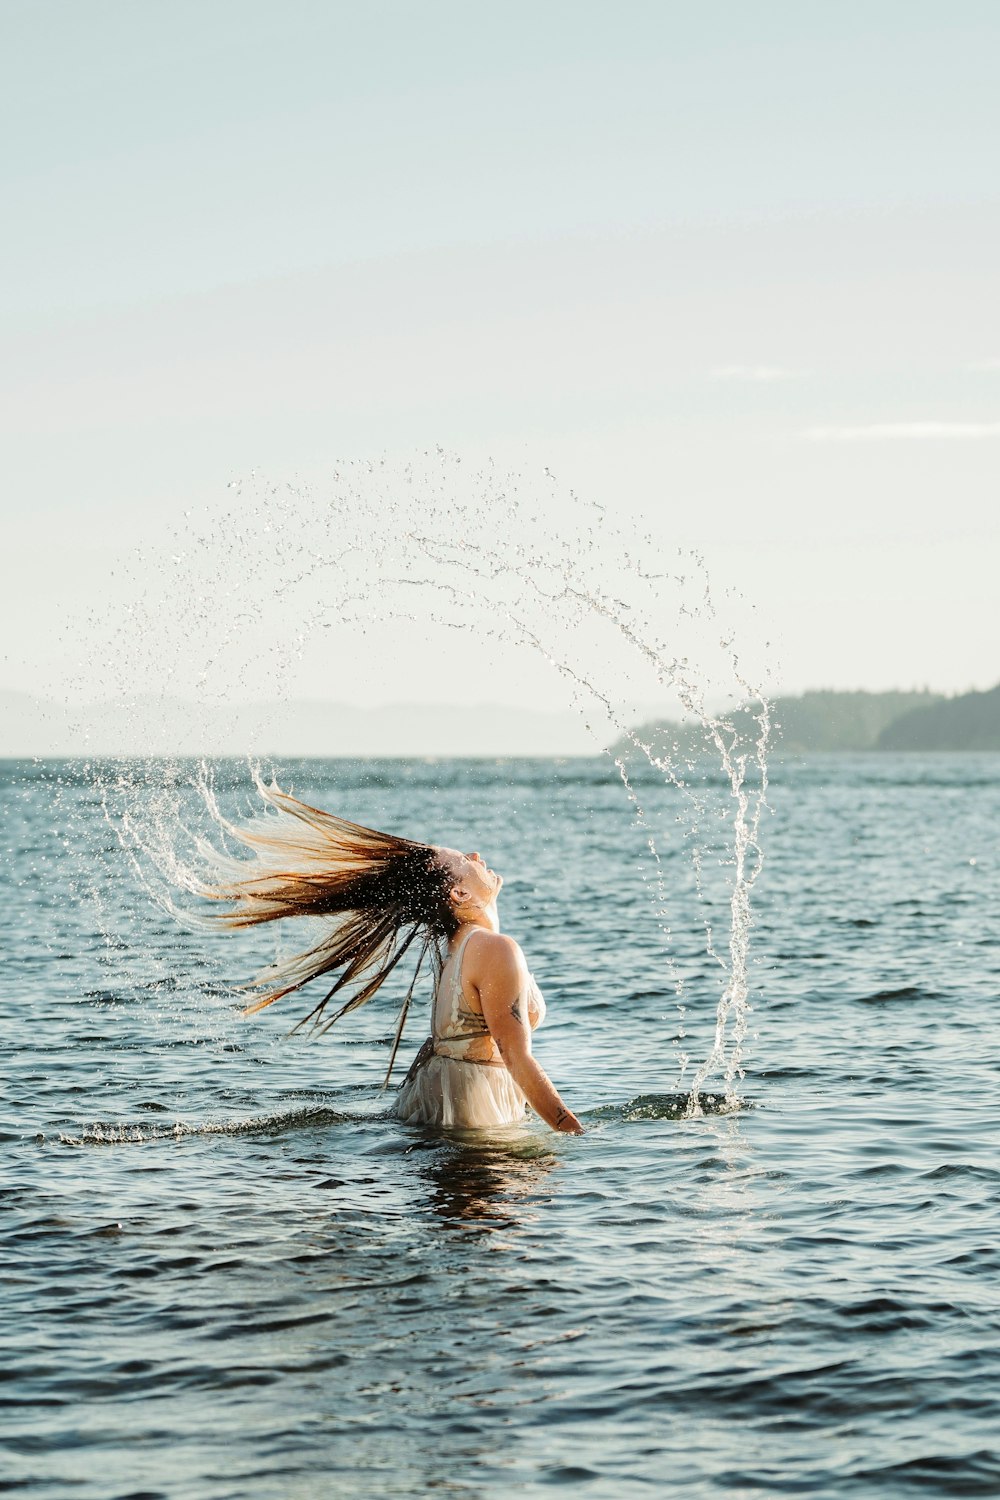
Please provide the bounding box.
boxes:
[710,364,801,382]
[969,358,1000,372]
[803,421,1000,442]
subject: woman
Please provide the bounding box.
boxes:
[197,777,583,1135]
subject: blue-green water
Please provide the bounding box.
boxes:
[3,755,999,1498]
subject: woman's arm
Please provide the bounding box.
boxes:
[472,933,584,1134]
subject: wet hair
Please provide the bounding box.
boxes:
[196,777,459,1077]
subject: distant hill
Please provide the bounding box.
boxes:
[7,684,998,759]
[762,690,945,753]
[877,683,1000,750]
[613,689,946,758]
[0,689,594,759]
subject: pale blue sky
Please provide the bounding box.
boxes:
[2,1,999,714]
[4,0,998,317]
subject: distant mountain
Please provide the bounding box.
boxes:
[0,691,75,759]
[877,683,1000,750]
[613,689,946,758]
[7,684,998,759]
[0,689,594,759]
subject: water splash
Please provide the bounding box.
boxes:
[55,1091,753,1147]
[73,451,772,1105]
[55,1103,354,1147]
[591,1092,752,1122]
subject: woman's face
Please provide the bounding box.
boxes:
[436,847,502,908]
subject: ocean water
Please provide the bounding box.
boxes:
[3,753,999,1498]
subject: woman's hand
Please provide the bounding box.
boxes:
[553,1106,585,1135]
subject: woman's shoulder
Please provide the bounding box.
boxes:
[465,929,525,975]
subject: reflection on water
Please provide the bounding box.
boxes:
[417,1132,559,1232]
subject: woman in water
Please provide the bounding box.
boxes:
[198,779,583,1135]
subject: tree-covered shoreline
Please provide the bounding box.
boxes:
[614,685,1000,756]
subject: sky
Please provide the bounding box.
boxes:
[2,0,999,728]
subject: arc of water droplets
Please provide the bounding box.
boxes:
[89,451,771,1108]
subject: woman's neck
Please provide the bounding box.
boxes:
[453,901,500,939]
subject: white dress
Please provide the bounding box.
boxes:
[394,929,547,1130]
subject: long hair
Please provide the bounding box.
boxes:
[195,774,458,1079]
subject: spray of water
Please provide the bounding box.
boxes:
[72,452,771,1109]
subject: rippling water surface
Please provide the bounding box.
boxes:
[4,755,999,1498]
